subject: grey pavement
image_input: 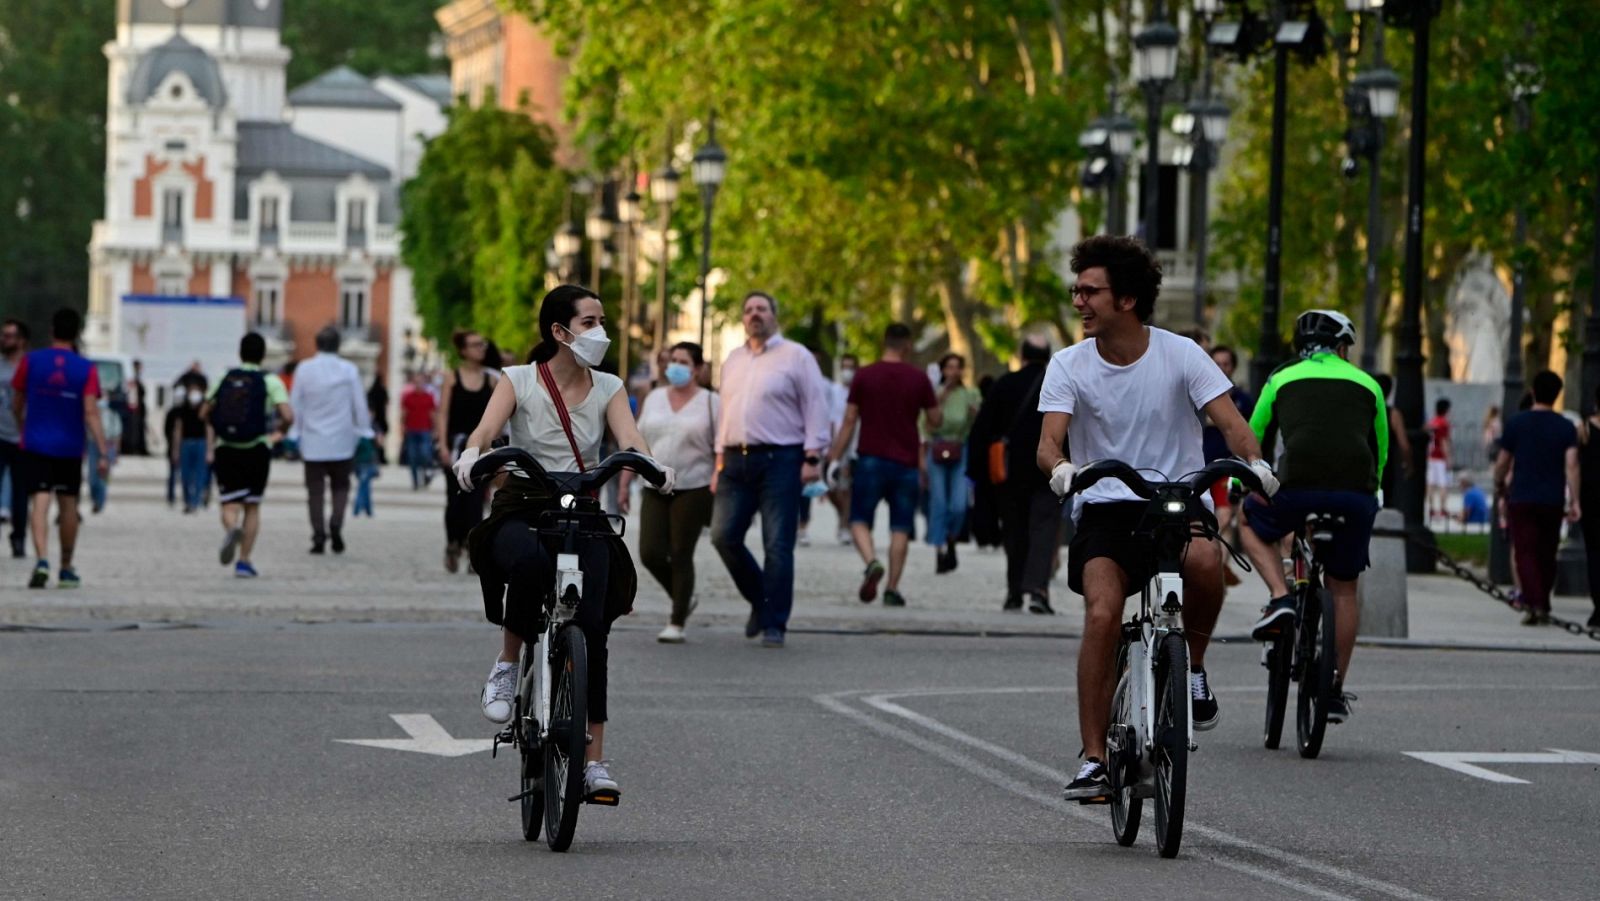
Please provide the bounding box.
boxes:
[4,456,1596,655]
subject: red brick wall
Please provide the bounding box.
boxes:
[186,263,211,296]
[131,261,154,294]
[501,16,574,166]
[282,266,339,358]
[181,157,214,221]
[132,155,170,219]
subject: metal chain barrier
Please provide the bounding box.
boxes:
[1404,532,1600,642]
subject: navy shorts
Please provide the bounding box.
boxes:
[1243,489,1379,581]
[849,454,919,534]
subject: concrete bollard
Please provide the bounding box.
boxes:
[1358,508,1409,638]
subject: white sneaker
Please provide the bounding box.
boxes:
[584,760,620,800]
[657,624,686,643]
[480,660,517,724]
[797,527,811,547]
[837,528,852,546]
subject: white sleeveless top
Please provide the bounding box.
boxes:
[502,364,623,472]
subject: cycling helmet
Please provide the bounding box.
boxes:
[1293,310,1356,357]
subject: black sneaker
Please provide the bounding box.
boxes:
[1326,688,1356,724]
[934,548,951,574]
[1002,594,1023,612]
[11,537,25,559]
[1190,669,1220,731]
[883,589,906,607]
[858,560,885,603]
[944,544,959,573]
[1026,592,1055,615]
[330,530,345,554]
[1250,595,1297,640]
[1063,758,1112,803]
[310,537,326,555]
[745,608,762,639]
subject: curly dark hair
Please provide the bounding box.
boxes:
[1069,235,1163,323]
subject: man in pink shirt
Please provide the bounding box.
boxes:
[711,292,831,648]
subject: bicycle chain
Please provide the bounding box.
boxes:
[1414,537,1600,642]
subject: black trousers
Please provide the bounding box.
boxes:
[638,487,714,625]
[1581,503,1600,612]
[445,478,486,545]
[1000,482,1062,599]
[303,458,352,539]
[491,521,631,722]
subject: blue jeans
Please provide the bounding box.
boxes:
[179,438,209,509]
[925,447,969,547]
[711,445,804,633]
[352,461,377,516]
[405,430,433,488]
[86,442,117,511]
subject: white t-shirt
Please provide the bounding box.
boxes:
[636,386,720,490]
[503,364,623,472]
[1037,327,1233,519]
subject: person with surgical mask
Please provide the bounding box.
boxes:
[170,374,212,513]
[454,284,675,804]
[619,341,719,643]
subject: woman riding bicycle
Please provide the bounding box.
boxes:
[454,284,675,802]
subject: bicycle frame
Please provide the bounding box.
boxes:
[1126,571,1192,765]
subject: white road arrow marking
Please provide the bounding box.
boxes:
[1403,749,1600,784]
[337,714,495,758]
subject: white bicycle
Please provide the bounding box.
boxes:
[1065,458,1264,858]
[474,446,666,852]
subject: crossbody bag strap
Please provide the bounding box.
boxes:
[538,363,586,472]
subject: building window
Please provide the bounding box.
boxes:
[346,199,366,233]
[253,279,282,327]
[261,197,279,229]
[161,188,184,242]
[340,278,369,330]
[156,270,187,296]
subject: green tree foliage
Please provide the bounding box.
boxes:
[0,0,112,330]
[512,0,1105,370]
[400,95,569,355]
[282,0,445,86]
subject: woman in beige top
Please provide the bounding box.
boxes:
[455,285,671,803]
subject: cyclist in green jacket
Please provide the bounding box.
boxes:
[1239,310,1388,723]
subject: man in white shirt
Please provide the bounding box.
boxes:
[288,327,374,554]
[1034,235,1278,803]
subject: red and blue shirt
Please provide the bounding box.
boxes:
[11,348,100,459]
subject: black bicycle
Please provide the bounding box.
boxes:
[1261,514,1340,758]
[476,446,666,851]
[1065,458,1263,859]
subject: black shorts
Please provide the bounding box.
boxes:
[1242,489,1379,582]
[21,451,82,498]
[1067,501,1213,596]
[214,444,272,504]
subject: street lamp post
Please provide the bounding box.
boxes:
[1343,0,1400,372]
[1185,1,1230,329]
[649,152,680,368]
[585,196,614,297]
[1134,12,1179,251]
[691,113,727,350]
[617,186,643,380]
[553,221,582,284]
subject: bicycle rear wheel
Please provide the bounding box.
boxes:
[1296,587,1336,759]
[1153,632,1189,859]
[517,651,544,842]
[1108,669,1142,847]
[1262,620,1294,750]
[543,624,588,852]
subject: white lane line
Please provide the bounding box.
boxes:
[812,693,1359,901]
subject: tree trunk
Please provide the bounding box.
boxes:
[935,248,997,374]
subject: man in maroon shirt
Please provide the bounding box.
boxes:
[825,323,941,606]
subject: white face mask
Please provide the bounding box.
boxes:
[839,369,855,387]
[187,390,203,406]
[561,324,610,369]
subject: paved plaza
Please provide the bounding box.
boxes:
[4,459,1599,900]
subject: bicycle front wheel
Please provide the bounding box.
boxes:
[1263,619,1294,750]
[1153,632,1189,859]
[1296,587,1336,759]
[543,624,589,852]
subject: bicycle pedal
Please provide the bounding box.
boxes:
[1076,794,1112,806]
[585,791,620,807]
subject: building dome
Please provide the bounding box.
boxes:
[126,33,228,109]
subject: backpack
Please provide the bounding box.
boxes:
[210,368,268,443]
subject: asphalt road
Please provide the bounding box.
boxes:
[4,621,1597,900]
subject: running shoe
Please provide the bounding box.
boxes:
[584,760,621,803]
[1326,688,1357,725]
[29,560,49,589]
[1250,595,1297,640]
[220,527,243,565]
[657,624,686,644]
[234,561,258,578]
[858,560,886,602]
[1063,758,1111,803]
[1191,669,1220,731]
[760,627,785,648]
[480,660,517,724]
[883,589,906,608]
[1027,592,1055,615]
[57,568,81,589]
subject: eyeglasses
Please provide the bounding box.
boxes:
[1070,284,1111,301]
[465,340,487,349]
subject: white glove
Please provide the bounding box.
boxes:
[1248,458,1280,498]
[453,446,481,491]
[825,459,844,488]
[654,464,677,495]
[1049,460,1077,498]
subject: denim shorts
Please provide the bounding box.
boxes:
[1243,489,1379,582]
[850,454,919,534]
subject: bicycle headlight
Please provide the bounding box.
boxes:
[1164,500,1186,514]
[559,493,577,510]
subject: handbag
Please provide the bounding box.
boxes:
[537,363,586,472]
[931,439,964,464]
[988,368,1047,485]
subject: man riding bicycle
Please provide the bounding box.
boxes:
[453,285,675,804]
[1036,236,1278,802]
[1238,310,1387,725]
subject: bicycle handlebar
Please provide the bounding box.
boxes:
[468,446,668,494]
[1065,457,1266,500]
